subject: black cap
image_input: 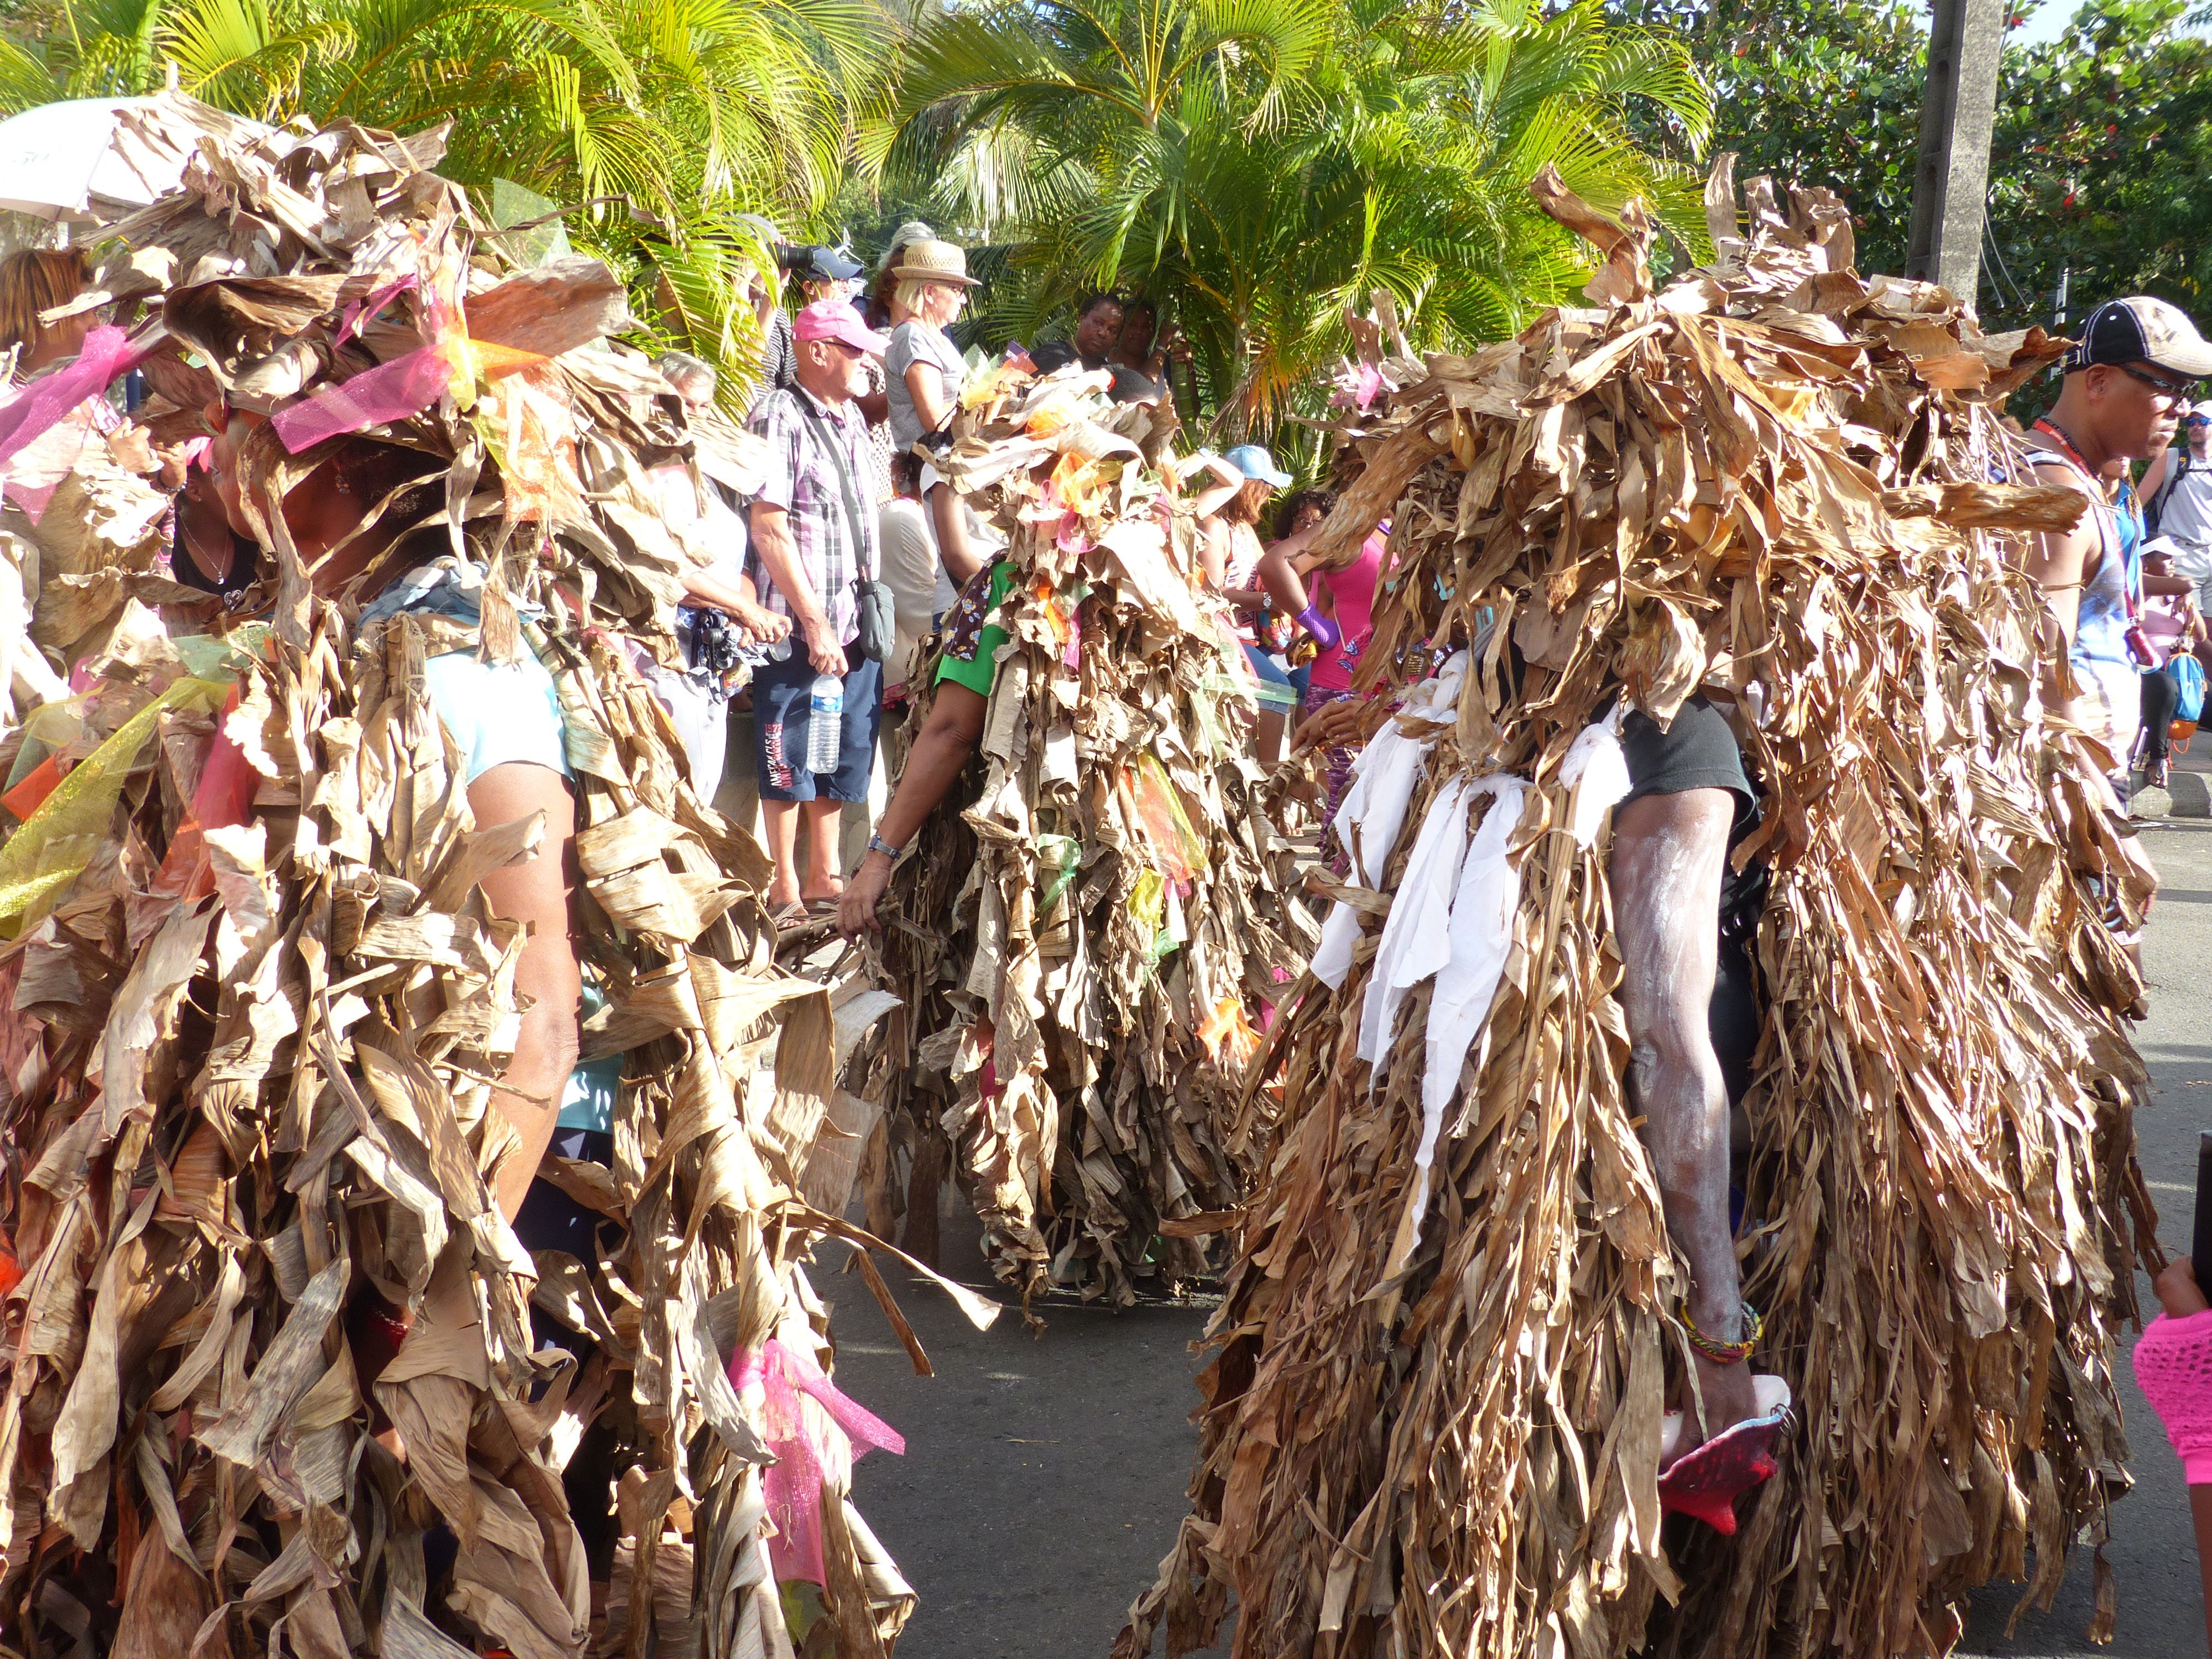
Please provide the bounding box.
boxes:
[797,244,863,283]
[2063,296,2212,380]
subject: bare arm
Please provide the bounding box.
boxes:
[905,358,983,582]
[837,681,989,937]
[680,565,790,640]
[1254,549,1309,615]
[469,762,582,1221]
[1187,453,1245,521]
[2020,465,2100,711]
[928,489,984,586]
[907,359,955,438]
[1255,519,1325,614]
[750,499,843,675]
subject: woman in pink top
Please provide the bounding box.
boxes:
[2138,539,2206,787]
[1256,489,1386,823]
[2134,1249,2212,1654]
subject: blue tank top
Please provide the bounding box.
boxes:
[2027,439,2136,675]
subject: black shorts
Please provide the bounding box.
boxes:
[1619,692,1753,809]
[1617,692,1766,946]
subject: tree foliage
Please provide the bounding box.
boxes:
[891,0,1714,440]
[0,0,889,389]
[1614,0,2212,333]
[1985,0,2212,328]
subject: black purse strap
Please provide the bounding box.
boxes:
[792,392,875,585]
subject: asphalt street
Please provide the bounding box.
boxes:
[834,797,2212,1659]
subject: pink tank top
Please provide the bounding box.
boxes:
[1307,531,1385,692]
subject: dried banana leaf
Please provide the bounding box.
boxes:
[855,371,1312,1314]
[0,102,954,1659]
[1120,163,2154,1659]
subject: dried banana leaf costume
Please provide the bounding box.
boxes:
[860,364,1311,1311]
[0,105,938,1659]
[1119,168,2161,1659]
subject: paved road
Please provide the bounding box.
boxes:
[837,813,2211,1659]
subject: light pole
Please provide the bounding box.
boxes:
[1905,0,2007,310]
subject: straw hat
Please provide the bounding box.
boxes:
[888,239,980,287]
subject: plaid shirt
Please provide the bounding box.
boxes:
[744,383,878,645]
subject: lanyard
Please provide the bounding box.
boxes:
[2031,418,2098,478]
[2031,419,2139,619]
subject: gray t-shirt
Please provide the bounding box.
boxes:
[886,321,967,451]
[2154,444,2212,572]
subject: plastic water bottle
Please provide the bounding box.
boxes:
[807,671,843,773]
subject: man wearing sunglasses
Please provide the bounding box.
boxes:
[2143,400,2212,611]
[2023,296,2212,797]
[745,299,893,922]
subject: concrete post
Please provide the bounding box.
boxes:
[1905,0,2007,309]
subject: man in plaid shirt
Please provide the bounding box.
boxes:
[745,299,890,921]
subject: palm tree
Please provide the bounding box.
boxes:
[1,0,892,394]
[892,0,1712,437]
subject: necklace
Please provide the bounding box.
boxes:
[2032,416,2100,478]
[180,509,236,583]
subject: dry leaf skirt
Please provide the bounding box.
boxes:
[862,551,1312,1314]
[1119,170,2161,1659]
[0,603,917,1658]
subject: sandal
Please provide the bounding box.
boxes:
[769,900,808,931]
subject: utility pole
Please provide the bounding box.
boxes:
[1905,0,2007,309]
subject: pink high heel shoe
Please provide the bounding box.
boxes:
[1657,1374,1792,1535]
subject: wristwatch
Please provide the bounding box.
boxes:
[867,832,905,860]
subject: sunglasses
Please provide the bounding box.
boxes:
[2114,361,2198,403]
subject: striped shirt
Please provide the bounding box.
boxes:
[744,383,878,646]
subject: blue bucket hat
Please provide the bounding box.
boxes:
[1225,444,1292,489]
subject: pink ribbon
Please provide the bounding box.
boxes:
[0,325,152,474]
[334,273,420,346]
[269,343,455,453]
[728,1337,904,1584]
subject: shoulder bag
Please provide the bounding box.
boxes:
[794,393,895,664]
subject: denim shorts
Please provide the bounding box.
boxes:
[752,641,883,802]
[421,650,571,783]
[1241,642,1298,712]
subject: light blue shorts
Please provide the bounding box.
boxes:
[421,650,572,784]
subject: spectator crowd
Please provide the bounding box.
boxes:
[568,224,1385,925]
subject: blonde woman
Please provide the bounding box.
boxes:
[884,239,983,586]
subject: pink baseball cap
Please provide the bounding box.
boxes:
[794,299,889,354]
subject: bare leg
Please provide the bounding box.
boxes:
[2196,1485,2212,1657]
[1256,706,1285,766]
[800,797,843,903]
[1611,787,1758,1452]
[927,483,981,585]
[763,798,803,909]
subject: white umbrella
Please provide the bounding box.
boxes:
[0,92,272,222]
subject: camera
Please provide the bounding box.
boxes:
[774,243,864,283]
